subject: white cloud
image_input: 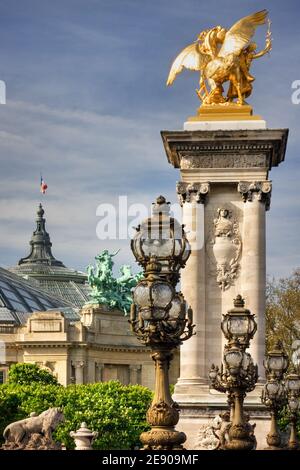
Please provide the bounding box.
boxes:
[0,99,179,273]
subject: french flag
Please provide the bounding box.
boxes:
[40,176,48,194]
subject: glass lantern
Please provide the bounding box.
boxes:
[286,373,300,394]
[221,295,257,348]
[168,293,186,320]
[241,352,252,372]
[288,396,299,413]
[264,341,289,380]
[131,196,190,285]
[224,346,244,376]
[265,380,285,401]
[133,278,174,321]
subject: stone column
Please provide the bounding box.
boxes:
[72,361,85,384]
[238,181,272,379]
[129,365,141,384]
[174,182,209,400]
[95,363,104,382]
[161,128,288,448]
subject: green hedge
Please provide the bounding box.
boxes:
[0,381,152,449]
[8,363,59,386]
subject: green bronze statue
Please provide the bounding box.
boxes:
[86,250,142,314]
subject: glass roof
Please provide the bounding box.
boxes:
[0,267,72,324]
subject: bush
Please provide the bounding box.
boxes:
[55,381,152,449]
[278,405,300,439]
[0,380,152,449]
[0,386,21,435]
[8,363,58,386]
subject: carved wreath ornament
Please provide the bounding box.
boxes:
[207,208,242,291]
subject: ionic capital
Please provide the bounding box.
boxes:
[176,182,210,206]
[129,365,141,371]
[72,360,85,369]
[237,181,272,211]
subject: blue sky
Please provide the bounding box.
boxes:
[0,0,299,277]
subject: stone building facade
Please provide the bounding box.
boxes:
[0,204,179,389]
[1,303,179,388]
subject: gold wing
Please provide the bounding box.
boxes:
[218,9,268,58]
[166,43,208,86]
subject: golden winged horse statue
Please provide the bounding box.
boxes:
[167,10,272,106]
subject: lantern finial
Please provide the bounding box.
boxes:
[233,294,245,308]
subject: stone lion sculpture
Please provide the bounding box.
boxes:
[2,407,64,450]
[213,411,257,450]
[196,411,257,451]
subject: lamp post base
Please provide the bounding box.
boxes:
[265,432,282,449]
[287,441,299,450]
[264,446,283,450]
[225,424,255,451]
[287,420,299,450]
[140,428,186,450]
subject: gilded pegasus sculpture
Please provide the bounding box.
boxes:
[167,10,272,106]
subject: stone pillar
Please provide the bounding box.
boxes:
[129,365,141,384]
[174,183,209,398]
[95,363,104,382]
[72,361,85,384]
[161,128,288,449]
[238,181,272,379]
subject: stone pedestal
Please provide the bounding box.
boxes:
[161,127,288,448]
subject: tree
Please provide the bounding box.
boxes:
[266,269,300,359]
[8,363,58,386]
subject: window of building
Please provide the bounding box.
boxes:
[102,364,130,385]
[0,370,6,384]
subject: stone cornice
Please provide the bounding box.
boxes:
[86,343,150,353]
[13,341,76,349]
[9,341,149,353]
[161,129,288,170]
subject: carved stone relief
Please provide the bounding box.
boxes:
[207,207,242,291]
[180,153,267,169]
[195,416,221,450]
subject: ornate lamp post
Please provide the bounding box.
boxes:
[209,295,258,450]
[285,370,300,450]
[131,195,190,286]
[130,196,194,450]
[261,341,289,449]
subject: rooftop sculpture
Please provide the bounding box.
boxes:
[86,250,142,314]
[167,10,271,108]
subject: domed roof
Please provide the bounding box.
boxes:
[0,267,73,325]
[9,204,91,308]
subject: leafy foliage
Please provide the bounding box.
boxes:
[8,363,58,386]
[0,379,152,449]
[55,381,151,449]
[266,269,300,439]
[0,386,21,435]
[266,269,300,358]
